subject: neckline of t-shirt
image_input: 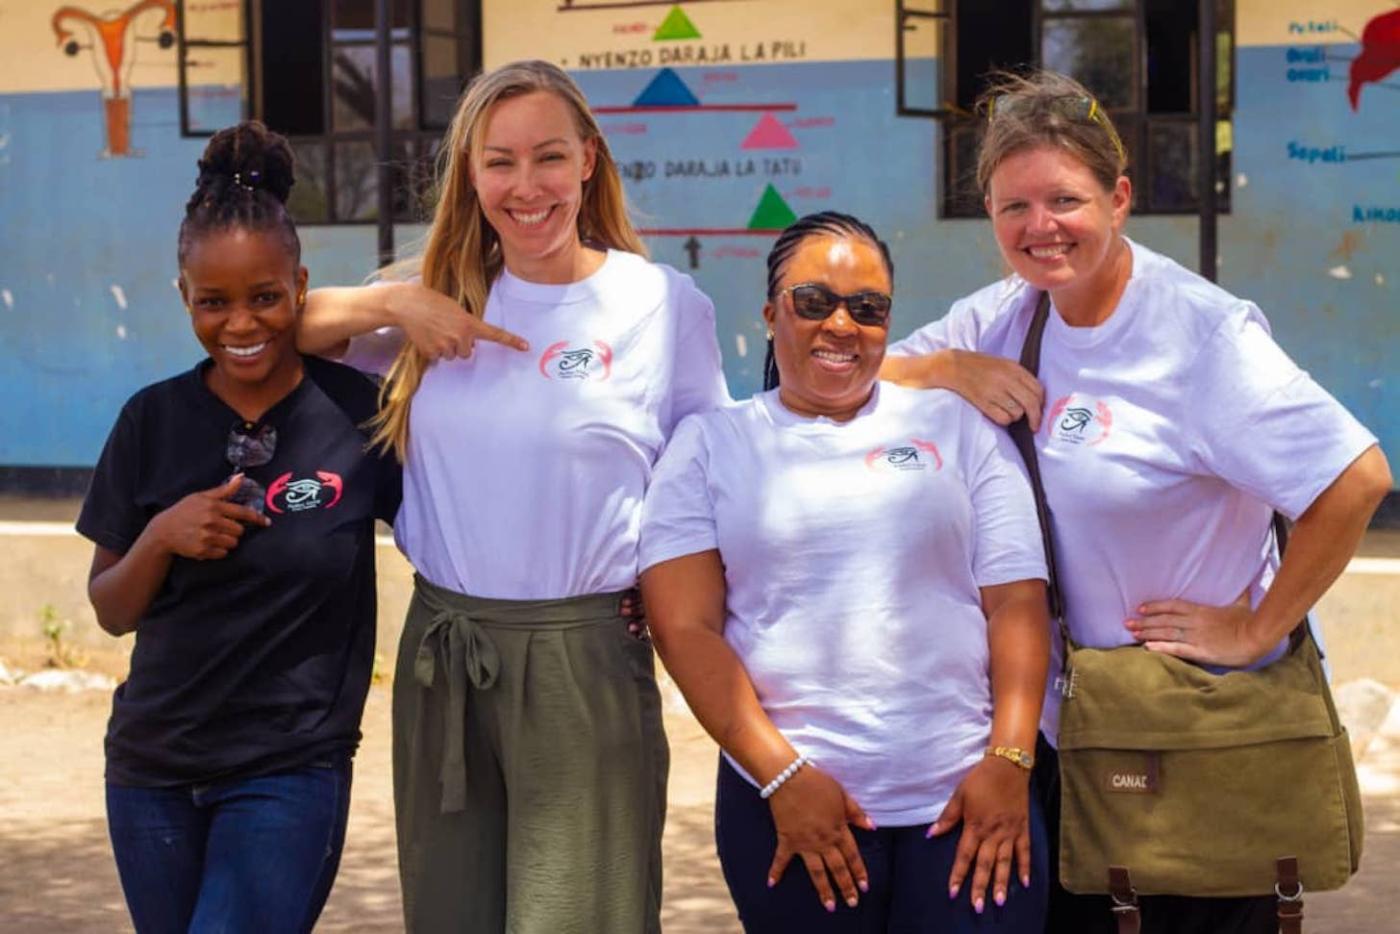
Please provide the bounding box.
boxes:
[1042,237,1144,350]
[494,249,625,305]
[757,382,883,429]
[186,356,313,428]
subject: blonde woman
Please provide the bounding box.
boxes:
[297,60,730,933]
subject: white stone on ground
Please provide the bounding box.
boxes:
[18,668,116,693]
[1335,678,1396,762]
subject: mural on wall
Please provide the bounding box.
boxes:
[487,1,887,274]
[1349,7,1400,109]
[50,0,176,157]
[1279,3,1400,228]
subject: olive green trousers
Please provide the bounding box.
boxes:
[392,574,668,934]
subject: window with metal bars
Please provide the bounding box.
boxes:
[895,0,1234,218]
[175,0,481,225]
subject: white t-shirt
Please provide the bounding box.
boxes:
[888,238,1378,739]
[344,249,731,598]
[639,383,1047,825]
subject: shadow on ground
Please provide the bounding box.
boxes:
[1,685,1393,932]
[0,818,132,933]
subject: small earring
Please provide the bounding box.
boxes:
[296,291,306,306]
[765,328,774,340]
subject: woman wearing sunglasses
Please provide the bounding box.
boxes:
[883,70,1390,932]
[78,122,401,932]
[640,211,1052,933]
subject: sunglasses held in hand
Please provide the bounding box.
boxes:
[226,422,276,515]
[779,283,893,327]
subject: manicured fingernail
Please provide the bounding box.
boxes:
[867,819,878,830]
[766,878,775,889]
[948,885,959,900]
[926,824,938,838]
[824,899,836,913]
[975,897,985,914]
[996,890,1006,906]
[1022,874,1031,888]
[846,896,858,908]
[858,879,869,893]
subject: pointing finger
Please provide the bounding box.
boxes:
[472,320,529,352]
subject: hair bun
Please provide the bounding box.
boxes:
[195,120,296,205]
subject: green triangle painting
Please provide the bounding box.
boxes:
[747,184,797,230]
[653,5,702,42]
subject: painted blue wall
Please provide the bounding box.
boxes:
[0,44,1394,476]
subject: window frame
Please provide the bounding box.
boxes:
[895,0,1235,219]
[175,0,481,226]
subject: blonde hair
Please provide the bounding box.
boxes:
[975,69,1128,197]
[370,60,647,459]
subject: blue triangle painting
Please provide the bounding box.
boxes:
[632,68,699,107]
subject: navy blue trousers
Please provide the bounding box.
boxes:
[106,760,352,934]
[715,757,1049,933]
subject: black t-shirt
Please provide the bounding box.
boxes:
[78,356,401,787]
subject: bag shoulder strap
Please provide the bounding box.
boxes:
[1007,292,1065,624]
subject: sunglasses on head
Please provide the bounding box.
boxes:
[778,283,893,327]
[225,421,276,515]
[986,93,1127,163]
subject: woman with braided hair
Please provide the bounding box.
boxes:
[78,120,400,933]
[640,211,1051,932]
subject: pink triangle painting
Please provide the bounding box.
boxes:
[740,113,798,150]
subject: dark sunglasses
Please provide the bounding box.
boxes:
[985,93,1126,163]
[226,422,276,514]
[779,283,893,327]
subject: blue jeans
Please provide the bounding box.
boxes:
[716,757,1048,933]
[106,760,352,934]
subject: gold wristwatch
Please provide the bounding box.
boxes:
[987,745,1035,771]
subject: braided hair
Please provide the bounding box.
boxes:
[762,211,893,390]
[177,121,300,266]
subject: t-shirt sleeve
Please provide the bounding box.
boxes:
[887,297,982,357]
[76,401,147,554]
[964,413,1048,588]
[340,325,404,377]
[1185,305,1378,521]
[640,415,719,572]
[663,281,732,435]
[338,278,412,377]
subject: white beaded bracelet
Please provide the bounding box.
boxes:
[759,754,813,799]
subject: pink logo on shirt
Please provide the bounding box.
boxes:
[538,340,614,381]
[865,438,943,472]
[266,471,344,514]
[1047,395,1113,447]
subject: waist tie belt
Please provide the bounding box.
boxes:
[410,573,628,813]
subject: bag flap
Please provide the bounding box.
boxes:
[1057,639,1338,751]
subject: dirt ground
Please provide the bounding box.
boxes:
[0,683,740,933]
[2,681,1398,933]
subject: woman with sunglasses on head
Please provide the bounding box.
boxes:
[293,60,729,933]
[640,211,1052,933]
[78,121,401,933]
[882,70,1391,932]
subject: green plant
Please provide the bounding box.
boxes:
[40,604,86,669]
